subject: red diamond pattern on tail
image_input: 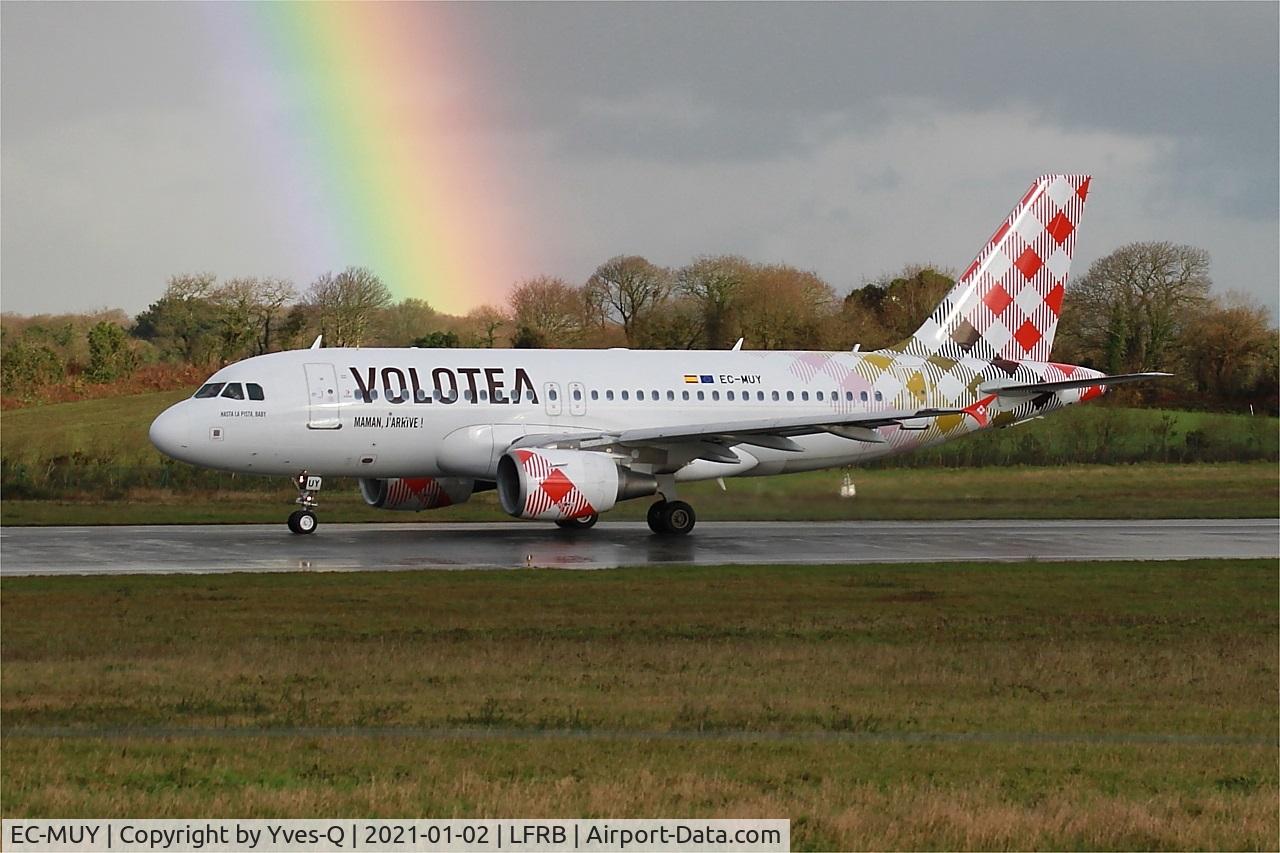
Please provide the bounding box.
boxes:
[1077,177,1091,200]
[1045,282,1065,316]
[1014,319,1043,352]
[1046,211,1074,245]
[982,282,1013,314]
[1014,247,1043,280]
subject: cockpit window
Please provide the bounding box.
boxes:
[221,383,245,400]
[247,383,265,401]
[194,383,225,398]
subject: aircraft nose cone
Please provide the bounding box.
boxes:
[149,404,191,459]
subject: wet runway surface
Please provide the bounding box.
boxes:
[1,519,1275,576]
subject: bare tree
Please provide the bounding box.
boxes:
[459,305,509,348]
[676,255,751,349]
[376,298,442,347]
[584,255,672,345]
[212,277,297,359]
[736,264,837,349]
[1182,292,1277,399]
[508,276,587,346]
[305,267,392,347]
[1065,242,1211,373]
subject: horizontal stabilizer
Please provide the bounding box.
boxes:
[979,372,1171,397]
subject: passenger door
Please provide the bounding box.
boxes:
[304,363,343,429]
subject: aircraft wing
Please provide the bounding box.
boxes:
[510,405,970,460]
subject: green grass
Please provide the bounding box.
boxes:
[3,461,1276,525]
[2,560,1276,848]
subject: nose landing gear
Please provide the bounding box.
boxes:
[289,472,323,535]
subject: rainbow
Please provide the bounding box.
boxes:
[208,3,527,315]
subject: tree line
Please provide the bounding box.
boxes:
[2,242,1275,410]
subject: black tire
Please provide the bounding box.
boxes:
[555,513,598,530]
[658,500,696,536]
[288,509,318,535]
[646,501,668,533]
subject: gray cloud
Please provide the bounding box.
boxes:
[2,2,1276,317]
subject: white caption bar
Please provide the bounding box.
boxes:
[2,819,789,852]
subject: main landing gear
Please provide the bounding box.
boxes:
[289,472,322,535]
[647,499,696,536]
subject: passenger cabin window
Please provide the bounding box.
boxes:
[786,391,795,401]
[221,383,245,400]
[479,390,488,402]
[771,391,780,401]
[697,390,705,401]
[727,391,735,401]
[621,390,630,401]
[194,383,225,399]
[247,383,265,401]
[712,390,720,401]
[757,391,765,401]
[591,390,599,401]
[874,391,883,402]
[681,390,690,401]
[816,391,824,401]
[860,391,869,402]
[606,390,615,401]
[666,390,674,401]
[548,388,558,401]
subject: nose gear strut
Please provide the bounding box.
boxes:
[288,472,323,534]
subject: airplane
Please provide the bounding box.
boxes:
[149,174,1166,536]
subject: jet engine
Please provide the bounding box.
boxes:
[496,449,658,520]
[358,476,477,511]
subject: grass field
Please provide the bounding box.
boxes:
[2,461,1277,526]
[3,560,1275,849]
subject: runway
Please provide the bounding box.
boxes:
[1,518,1275,576]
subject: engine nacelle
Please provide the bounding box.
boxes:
[496,449,658,520]
[359,476,476,511]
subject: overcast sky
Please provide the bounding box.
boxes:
[3,2,1277,318]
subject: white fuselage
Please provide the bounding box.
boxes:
[149,346,1098,482]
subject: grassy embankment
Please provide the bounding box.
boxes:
[1,389,1276,524]
[3,560,1276,849]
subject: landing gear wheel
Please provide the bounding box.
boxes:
[289,472,322,535]
[657,500,696,536]
[646,500,668,533]
[288,509,318,535]
[555,513,599,530]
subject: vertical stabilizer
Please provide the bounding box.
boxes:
[892,174,1090,362]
